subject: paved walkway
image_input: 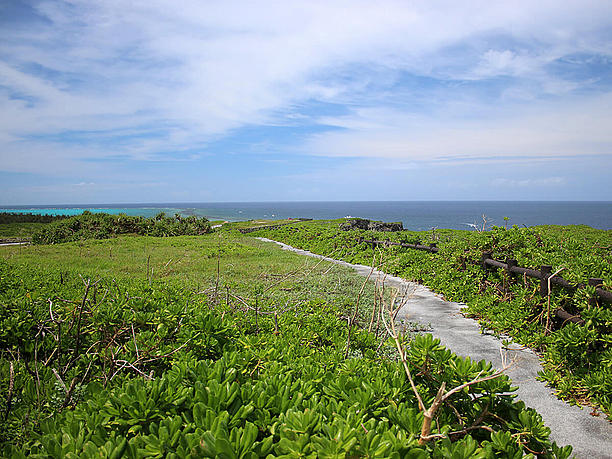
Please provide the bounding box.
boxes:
[257,237,612,458]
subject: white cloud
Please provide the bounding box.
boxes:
[473,50,538,78]
[0,0,611,176]
[302,91,612,161]
[491,177,566,187]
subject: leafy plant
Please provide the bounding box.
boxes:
[255,219,612,417]
[31,212,211,244]
[1,230,572,457]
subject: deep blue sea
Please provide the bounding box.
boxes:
[1,201,611,231]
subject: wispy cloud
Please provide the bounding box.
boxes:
[303,92,612,161]
[491,177,566,188]
[0,0,611,203]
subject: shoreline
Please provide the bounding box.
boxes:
[2,202,612,230]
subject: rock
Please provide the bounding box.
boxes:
[368,220,403,232]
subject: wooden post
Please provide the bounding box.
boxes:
[506,259,517,274]
[588,278,603,308]
[589,278,603,287]
[481,252,492,270]
[540,265,552,297]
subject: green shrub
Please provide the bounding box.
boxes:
[255,220,612,418]
[32,212,211,244]
[1,257,571,457]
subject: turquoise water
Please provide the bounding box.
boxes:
[0,207,183,218]
[2,201,611,230]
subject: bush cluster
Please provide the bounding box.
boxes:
[32,212,211,244]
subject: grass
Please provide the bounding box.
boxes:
[0,232,386,318]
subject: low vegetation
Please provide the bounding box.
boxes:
[254,219,612,419]
[0,219,573,457]
[31,211,212,244]
[0,213,69,241]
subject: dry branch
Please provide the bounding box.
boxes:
[379,285,515,445]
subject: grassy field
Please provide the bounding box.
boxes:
[0,232,383,315]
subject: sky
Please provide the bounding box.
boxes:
[1,0,611,204]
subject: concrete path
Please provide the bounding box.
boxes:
[257,237,612,458]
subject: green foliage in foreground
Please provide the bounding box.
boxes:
[254,220,612,418]
[32,212,211,244]
[0,257,571,457]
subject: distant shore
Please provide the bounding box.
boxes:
[2,201,611,230]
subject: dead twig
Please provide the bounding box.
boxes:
[214,236,221,305]
[344,255,376,359]
[52,368,69,395]
[380,289,515,446]
[4,362,14,420]
[138,332,202,364]
[70,277,99,374]
[61,377,78,409]
[111,360,154,381]
[131,323,140,360]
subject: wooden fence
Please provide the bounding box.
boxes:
[359,237,611,325]
[358,237,440,253]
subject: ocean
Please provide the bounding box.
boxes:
[1,201,611,231]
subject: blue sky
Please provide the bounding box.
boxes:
[1,0,611,204]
